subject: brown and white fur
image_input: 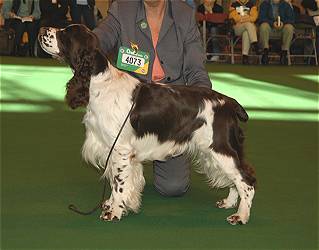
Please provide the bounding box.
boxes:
[38,24,256,225]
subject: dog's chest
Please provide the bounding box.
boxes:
[83,83,134,147]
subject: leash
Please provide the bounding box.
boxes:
[68,91,139,216]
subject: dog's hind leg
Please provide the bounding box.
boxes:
[208,150,255,225]
[197,151,240,210]
[100,147,145,221]
[205,105,256,225]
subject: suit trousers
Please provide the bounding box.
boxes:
[233,22,258,55]
[5,18,39,56]
[153,154,190,197]
[259,22,294,51]
[71,4,96,30]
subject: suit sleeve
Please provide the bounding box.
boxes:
[280,3,295,24]
[249,6,258,22]
[40,0,53,15]
[183,10,212,88]
[258,2,269,24]
[58,0,69,17]
[93,1,121,54]
[2,0,13,19]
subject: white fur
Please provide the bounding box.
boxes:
[211,151,254,225]
[82,63,139,170]
[81,64,254,224]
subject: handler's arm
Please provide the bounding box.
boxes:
[183,11,212,88]
[93,2,120,54]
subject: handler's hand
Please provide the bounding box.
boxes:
[240,15,251,23]
[9,12,16,18]
[273,21,283,30]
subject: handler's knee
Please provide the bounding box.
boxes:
[153,154,190,197]
[154,179,190,197]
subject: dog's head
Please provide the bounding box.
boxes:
[38,24,103,71]
[38,24,107,109]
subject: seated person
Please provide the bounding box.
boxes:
[38,0,69,57]
[0,0,4,27]
[197,0,223,61]
[68,0,96,30]
[229,0,259,64]
[183,0,196,9]
[40,0,68,28]
[1,0,41,56]
[301,0,319,16]
[301,0,319,59]
[259,0,295,65]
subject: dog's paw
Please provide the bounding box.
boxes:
[226,213,248,225]
[100,210,121,222]
[216,199,237,209]
[100,201,124,222]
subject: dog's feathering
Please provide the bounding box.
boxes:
[38,24,256,225]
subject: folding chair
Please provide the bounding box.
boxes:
[264,36,292,65]
[196,12,233,63]
[290,23,318,65]
[230,36,242,64]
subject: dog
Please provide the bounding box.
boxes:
[38,24,256,225]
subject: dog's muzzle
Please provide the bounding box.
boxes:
[38,27,60,56]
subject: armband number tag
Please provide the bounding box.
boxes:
[116,46,149,75]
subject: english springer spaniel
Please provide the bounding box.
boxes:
[38,24,256,225]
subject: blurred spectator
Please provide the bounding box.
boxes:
[0,0,4,27]
[291,0,301,20]
[1,0,41,56]
[68,0,95,30]
[183,0,196,9]
[301,0,319,58]
[229,0,259,64]
[40,0,68,28]
[38,0,69,57]
[94,5,103,25]
[197,0,223,61]
[259,0,295,65]
[301,0,319,15]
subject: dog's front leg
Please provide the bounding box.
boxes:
[100,148,145,221]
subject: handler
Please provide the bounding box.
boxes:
[93,0,212,197]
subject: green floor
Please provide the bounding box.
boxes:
[1,57,318,249]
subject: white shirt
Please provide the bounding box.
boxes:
[76,0,88,5]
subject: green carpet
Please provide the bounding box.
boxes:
[1,56,318,249]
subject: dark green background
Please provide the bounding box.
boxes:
[1,57,318,249]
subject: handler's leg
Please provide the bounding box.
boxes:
[153,154,190,197]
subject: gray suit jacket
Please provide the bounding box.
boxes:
[93,0,211,87]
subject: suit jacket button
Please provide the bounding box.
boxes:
[167,77,171,81]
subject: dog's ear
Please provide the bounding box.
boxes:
[71,48,96,78]
[65,47,97,109]
[65,74,90,109]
